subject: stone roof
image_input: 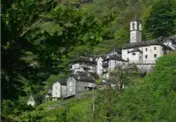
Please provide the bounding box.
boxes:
[113,48,122,54]
[69,57,97,65]
[168,35,176,40]
[95,54,107,59]
[56,79,67,85]
[165,35,176,44]
[72,75,95,83]
[47,89,52,94]
[128,48,143,53]
[75,71,88,76]
[104,55,126,62]
[122,40,162,49]
[107,48,122,54]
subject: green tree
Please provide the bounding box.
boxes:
[144,0,176,39]
[1,0,112,121]
[117,53,176,121]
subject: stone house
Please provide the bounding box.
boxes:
[106,48,121,58]
[66,76,77,97]
[66,74,96,97]
[69,57,97,74]
[51,80,67,101]
[163,35,176,51]
[96,55,106,77]
[74,75,96,93]
[102,55,127,81]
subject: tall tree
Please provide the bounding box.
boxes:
[144,0,176,39]
[1,0,112,121]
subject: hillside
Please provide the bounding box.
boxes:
[1,0,176,121]
[3,53,176,122]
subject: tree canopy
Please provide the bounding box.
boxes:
[144,0,176,39]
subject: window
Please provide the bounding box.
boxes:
[154,54,157,58]
[132,53,136,55]
[145,55,148,59]
[127,58,129,61]
[154,47,156,50]
[137,23,139,29]
[145,48,148,51]
[132,23,135,30]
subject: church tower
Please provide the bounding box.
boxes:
[130,20,142,43]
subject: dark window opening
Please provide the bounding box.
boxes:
[146,48,147,51]
[154,47,156,50]
[132,53,136,55]
[145,55,148,59]
[154,54,157,58]
[132,23,135,30]
[137,23,139,29]
[127,58,129,61]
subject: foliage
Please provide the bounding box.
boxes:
[1,0,111,121]
[1,0,176,122]
[144,0,176,39]
[94,53,176,122]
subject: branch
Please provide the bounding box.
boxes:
[20,19,43,37]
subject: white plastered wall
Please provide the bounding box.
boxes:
[52,82,61,98]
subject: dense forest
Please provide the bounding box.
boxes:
[1,0,176,121]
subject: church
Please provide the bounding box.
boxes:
[122,20,169,64]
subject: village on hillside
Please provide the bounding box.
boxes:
[27,19,176,106]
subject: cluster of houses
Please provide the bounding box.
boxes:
[27,19,176,106]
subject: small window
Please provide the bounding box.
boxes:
[132,23,135,30]
[145,55,148,59]
[127,58,129,61]
[146,48,148,51]
[154,54,157,58]
[140,56,142,60]
[132,53,136,55]
[154,47,156,50]
[137,23,139,29]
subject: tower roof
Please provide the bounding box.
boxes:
[131,19,142,22]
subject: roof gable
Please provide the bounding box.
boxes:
[72,75,95,83]
[128,48,143,53]
[104,55,126,62]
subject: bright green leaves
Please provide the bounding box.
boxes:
[93,53,176,122]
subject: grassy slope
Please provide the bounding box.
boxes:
[21,91,94,121]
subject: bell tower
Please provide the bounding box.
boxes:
[130,20,142,43]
